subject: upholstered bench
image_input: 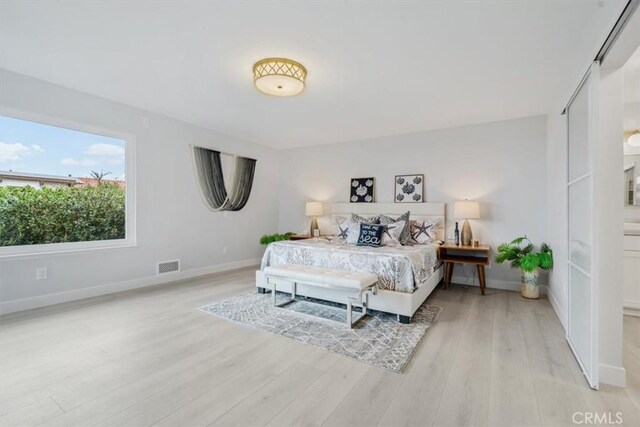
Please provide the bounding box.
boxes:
[263,264,378,328]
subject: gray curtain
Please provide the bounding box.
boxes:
[192,146,257,211]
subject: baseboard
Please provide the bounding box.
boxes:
[450,275,520,292]
[599,363,626,387]
[623,299,640,317]
[0,258,261,315]
[544,285,568,330]
[624,307,640,317]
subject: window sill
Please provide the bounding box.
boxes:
[0,239,137,259]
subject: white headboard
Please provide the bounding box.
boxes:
[331,202,446,240]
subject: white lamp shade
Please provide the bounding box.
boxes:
[305,201,324,217]
[628,132,640,147]
[454,200,480,219]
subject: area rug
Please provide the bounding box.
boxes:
[200,292,442,372]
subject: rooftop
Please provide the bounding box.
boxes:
[0,170,82,184]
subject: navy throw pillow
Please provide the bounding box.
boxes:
[356,223,384,247]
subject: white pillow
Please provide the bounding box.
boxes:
[379,211,411,245]
[410,218,441,244]
[332,215,348,236]
[351,213,380,224]
[381,220,406,247]
[335,217,360,244]
[346,221,361,244]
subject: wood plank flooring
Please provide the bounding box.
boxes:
[1,268,639,426]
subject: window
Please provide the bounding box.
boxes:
[0,112,135,256]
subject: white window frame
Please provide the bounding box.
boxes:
[0,107,137,258]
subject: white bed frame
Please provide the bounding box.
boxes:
[255,202,445,323]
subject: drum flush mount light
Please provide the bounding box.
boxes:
[628,130,640,147]
[253,58,307,96]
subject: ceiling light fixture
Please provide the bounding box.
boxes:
[253,58,307,97]
[628,130,640,147]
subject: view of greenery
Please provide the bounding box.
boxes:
[0,184,125,246]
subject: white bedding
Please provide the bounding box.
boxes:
[260,238,439,293]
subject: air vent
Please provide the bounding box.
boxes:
[157,259,180,275]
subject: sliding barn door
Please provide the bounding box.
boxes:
[566,62,599,389]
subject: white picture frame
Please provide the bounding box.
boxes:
[394,174,424,203]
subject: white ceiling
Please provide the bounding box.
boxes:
[0,0,627,149]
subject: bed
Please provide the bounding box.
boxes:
[255,202,445,322]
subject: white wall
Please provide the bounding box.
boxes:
[0,70,279,313]
[0,178,74,188]
[278,115,548,290]
[0,178,45,188]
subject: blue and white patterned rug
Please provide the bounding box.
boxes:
[200,292,442,372]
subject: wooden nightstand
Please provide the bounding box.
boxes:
[438,243,491,295]
[289,234,331,241]
[289,234,313,241]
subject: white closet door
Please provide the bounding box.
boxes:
[566,62,599,390]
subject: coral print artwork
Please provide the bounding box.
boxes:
[395,174,424,203]
[350,177,375,203]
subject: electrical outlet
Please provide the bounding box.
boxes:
[36,267,47,280]
[142,117,150,128]
[223,246,228,255]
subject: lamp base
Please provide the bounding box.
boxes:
[309,217,319,236]
[461,219,473,246]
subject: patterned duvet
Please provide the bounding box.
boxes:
[260,238,440,293]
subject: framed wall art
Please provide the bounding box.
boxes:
[394,174,424,203]
[350,177,375,203]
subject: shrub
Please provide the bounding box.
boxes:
[0,185,125,246]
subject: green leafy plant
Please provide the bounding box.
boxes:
[259,232,294,245]
[495,236,553,273]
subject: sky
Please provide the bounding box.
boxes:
[0,116,125,180]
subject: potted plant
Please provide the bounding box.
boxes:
[259,232,293,245]
[495,236,553,299]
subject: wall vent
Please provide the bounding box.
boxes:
[157,259,180,275]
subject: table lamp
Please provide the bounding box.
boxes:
[305,201,324,236]
[454,200,480,246]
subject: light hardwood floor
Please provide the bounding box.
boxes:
[1,268,639,427]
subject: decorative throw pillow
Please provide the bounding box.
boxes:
[351,213,380,224]
[381,220,406,247]
[379,211,411,245]
[410,218,442,244]
[356,223,384,247]
[335,217,355,240]
[346,221,361,244]
[333,215,349,237]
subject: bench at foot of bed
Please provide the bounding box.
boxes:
[255,266,443,325]
[264,264,378,329]
[257,286,414,324]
